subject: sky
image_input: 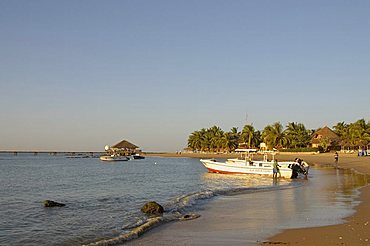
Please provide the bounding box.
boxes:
[0,0,369,152]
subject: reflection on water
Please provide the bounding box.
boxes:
[196,168,369,245]
[282,167,368,228]
[336,168,369,195]
[276,168,368,227]
[201,172,295,192]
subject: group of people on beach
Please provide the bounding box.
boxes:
[291,158,308,179]
[272,158,309,179]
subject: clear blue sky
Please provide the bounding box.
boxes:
[0,0,369,152]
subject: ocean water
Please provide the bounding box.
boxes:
[0,154,366,245]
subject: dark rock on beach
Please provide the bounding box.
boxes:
[43,200,66,207]
[141,201,164,215]
[180,213,201,221]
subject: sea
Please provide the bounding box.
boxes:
[0,153,368,245]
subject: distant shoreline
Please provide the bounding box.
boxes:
[0,151,105,154]
[145,151,352,163]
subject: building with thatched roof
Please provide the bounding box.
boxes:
[310,126,341,150]
[108,140,140,156]
[111,140,138,150]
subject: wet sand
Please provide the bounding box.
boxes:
[140,152,370,245]
[263,185,370,245]
[263,153,370,246]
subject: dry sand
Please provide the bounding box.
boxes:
[140,152,370,245]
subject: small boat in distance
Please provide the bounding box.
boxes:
[99,145,129,161]
[99,141,143,161]
[132,153,145,159]
[99,154,129,162]
[200,149,309,179]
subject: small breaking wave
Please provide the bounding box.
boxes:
[84,182,301,245]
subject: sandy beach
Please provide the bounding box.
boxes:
[263,153,370,246]
[139,152,370,245]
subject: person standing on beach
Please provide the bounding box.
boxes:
[334,151,339,168]
[273,159,281,178]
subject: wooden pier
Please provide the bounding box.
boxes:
[0,151,104,156]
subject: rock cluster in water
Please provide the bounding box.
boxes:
[43,200,66,207]
[84,201,201,245]
[140,201,164,215]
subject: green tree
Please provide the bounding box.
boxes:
[223,127,240,152]
[319,137,331,152]
[262,122,287,149]
[201,132,213,152]
[285,122,311,148]
[206,126,224,152]
[333,121,348,138]
[240,124,260,148]
[331,119,370,149]
[187,130,202,151]
[349,119,370,147]
[187,119,369,153]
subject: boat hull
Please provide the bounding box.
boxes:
[132,155,145,159]
[200,159,299,178]
[99,156,129,161]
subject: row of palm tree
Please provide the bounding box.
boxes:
[333,119,370,148]
[187,119,370,152]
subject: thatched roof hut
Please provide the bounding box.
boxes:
[310,126,340,148]
[111,140,138,150]
[105,140,140,156]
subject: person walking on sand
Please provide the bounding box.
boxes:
[273,159,281,178]
[334,151,339,168]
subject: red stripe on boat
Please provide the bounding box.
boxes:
[206,167,246,174]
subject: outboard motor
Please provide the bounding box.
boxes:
[289,160,309,179]
[291,163,300,179]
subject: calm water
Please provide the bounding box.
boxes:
[0,154,367,245]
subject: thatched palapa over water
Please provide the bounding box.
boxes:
[107,139,140,156]
[111,140,139,150]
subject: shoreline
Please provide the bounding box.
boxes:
[263,185,370,245]
[263,153,370,246]
[143,152,370,245]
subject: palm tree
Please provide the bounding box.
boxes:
[285,122,311,148]
[349,119,370,147]
[240,124,260,148]
[262,122,287,149]
[201,133,212,152]
[333,121,348,138]
[223,127,240,152]
[206,126,224,152]
[187,130,203,151]
[230,126,240,137]
[334,119,370,149]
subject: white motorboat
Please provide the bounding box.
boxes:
[200,149,309,179]
[99,155,129,162]
[99,144,130,162]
